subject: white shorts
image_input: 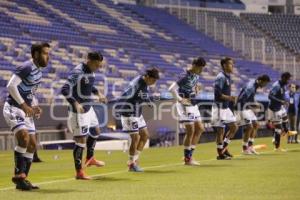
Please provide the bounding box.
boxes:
[68,107,99,137]
[176,103,201,124]
[237,109,258,126]
[121,115,147,134]
[211,106,237,127]
[267,106,287,124]
[3,102,36,134]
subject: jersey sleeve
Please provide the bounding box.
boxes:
[15,65,32,79]
[214,75,225,99]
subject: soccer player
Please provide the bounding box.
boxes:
[117,67,159,172]
[268,72,291,151]
[285,84,299,143]
[212,57,238,160]
[3,42,50,190]
[236,75,271,155]
[61,52,106,180]
[169,57,206,165]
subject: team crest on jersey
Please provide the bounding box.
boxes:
[27,94,33,100]
[131,121,138,129]
[31,85,38,94]
[84,77,89,84]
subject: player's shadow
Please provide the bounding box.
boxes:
[287,149,300,153]
[33,189,79,194]
[143,170,177,174]
[199,164,231,168]
[92,176,133,182]
[258,153,284,157]
[233,157,258,161]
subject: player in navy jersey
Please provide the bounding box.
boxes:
[117,67,159,172]
[169,57,206,165]
[236,75,270,154]
[212,57,238,160]
[267,72,292,151]
[3,42,50,190]
[61,52,106,180]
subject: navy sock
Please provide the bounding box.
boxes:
[248,141,253,147]
[282,122,289,133]
[14,151,25,175]
[86,135,97,160]
[24,157,32,177]
[274,129,281,148]
[184,149,191,159]
[73,145,84,171]
[190,148,195,157]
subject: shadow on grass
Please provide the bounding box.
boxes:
[287,149,300,153]
[199,164,232,168]
[259,153,284,157]
[233,157,258,161]
[32,189,78,194]
[143,170,177,174]
[92,176,133,182]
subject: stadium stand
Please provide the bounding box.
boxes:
[0,0,281,105]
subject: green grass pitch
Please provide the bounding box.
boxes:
[0,137,299,200]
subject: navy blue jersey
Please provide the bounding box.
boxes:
[214,72,232,109]
[237,79,258,109]
[268,80,286,112]
[61,63,98,113]
[7,60,42,108]
[118,76,150,117]
[176,70,199,104]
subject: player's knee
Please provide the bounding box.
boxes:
[253,122,259,130]
[195,122,204,134]
[230,123,238,132]
[185,123,195,135]
[246,124,253,130]
[89,126,100,138]
[16,130,30,147]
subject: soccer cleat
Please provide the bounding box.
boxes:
[242,149,253,155]
[76,169,92,180]
[223,149,233,158]
[12,173,26,184]
[128,163,144,172]
[24,180,39,189]
[85,157,105,168]
[185,159,200,166]
[12,174,32,191]
[274,148,287,152]
[248,146,260,155]
[217,154,231,160]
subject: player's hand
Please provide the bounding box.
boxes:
[33,106,43,119]
[98,94,108,104]
[20,103,35,117]
[229,96,237,103]
[180,98,191,106]
[195,84,202,94]
[282,101,289,107]
[74,102,85,113]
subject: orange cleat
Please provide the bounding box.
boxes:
[75,169,91,180]
[85,157,105,168]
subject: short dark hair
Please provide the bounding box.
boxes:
[145,67,160,79]
[257,74,271,82]
[192,57,206,67]
[281,72,292,80]
[31,42,50,58]
[88,51,103,61]
[220,57,232,68]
